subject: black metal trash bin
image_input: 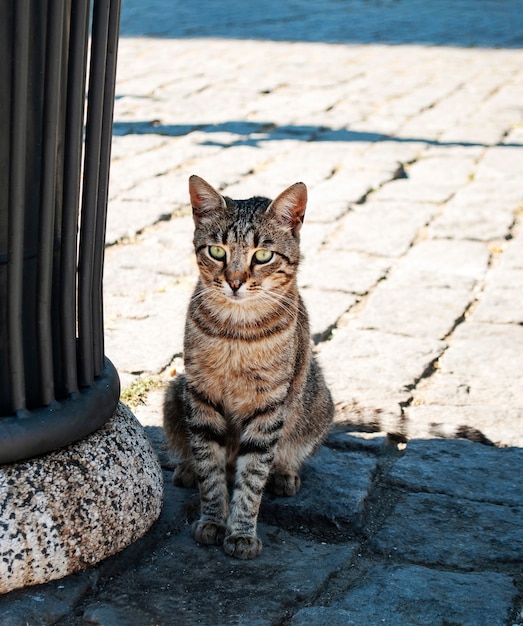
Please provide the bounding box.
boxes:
[0,1,121,464]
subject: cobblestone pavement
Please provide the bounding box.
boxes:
[2,1,523,624]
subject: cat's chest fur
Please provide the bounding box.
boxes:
[185,314,295,419]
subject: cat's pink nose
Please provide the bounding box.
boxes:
[228,278,241,292]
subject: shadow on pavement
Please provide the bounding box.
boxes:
[112,119,523,148]
[119,0,523,48]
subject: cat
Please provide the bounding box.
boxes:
[163,175,334,559]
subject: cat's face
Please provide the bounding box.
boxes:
[188,176,306,314]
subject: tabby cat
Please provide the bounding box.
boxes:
[163,175,333,559]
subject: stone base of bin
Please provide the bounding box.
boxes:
[0,402,163,594]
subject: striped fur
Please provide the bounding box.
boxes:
[163,175,334,559]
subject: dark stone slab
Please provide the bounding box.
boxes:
[291,564,516,626]
[388,439,523,506]
[78,526,356,626]
[261,446,378,540]
[0,571,97,626]
[369,492,523,568]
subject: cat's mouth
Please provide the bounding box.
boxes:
[224,285,248,302]
[222,280,261,304]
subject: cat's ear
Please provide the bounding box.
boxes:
[267,182,307,236]
[189,175,226,223]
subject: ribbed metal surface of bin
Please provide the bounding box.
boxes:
[0,0,121,464]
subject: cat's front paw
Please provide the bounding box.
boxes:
[223,534,263,560]
[267,471,301,496]
[192,520,226,546]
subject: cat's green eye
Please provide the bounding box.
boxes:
[209,245,226,261]
[253,249,274,264]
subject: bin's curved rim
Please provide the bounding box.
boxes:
[0,358,120,465]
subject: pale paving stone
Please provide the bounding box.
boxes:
[442,186,522,243]
[406,154,476,186]
[318,327,445,433]
[475,145,523,181]
[108,139,208,199]
[104,224,196,291]
[220,141,343,201]
[105,284,192,375]
[119,169,198,207]
[298,221,333,256]
[263,141,345,185]
[328,200,435,257]
[439,74,514,118]
[192,142,280,191]
[132,387,166,428]
[421,143,485,161]
[473,268,523,324]
[104,222,195,376]
[427,197,516,241]
[399,239,490,280]
[313,103,366,130]
[504,124,523,145]
[450,179,523,207]
[438,122,508,147]
[362,139,423,170]
[501,229,523,269]
[397,80,477,137]
[415,322,523,408]
[369,177,458,204]
[251,86,339,122]
[110,133,168,161]
[144,215,196,255]
[301,287,357,341]
[306,172,384,223]
[355,114,404,137]
[404,405,523,448]
[303,186,350,224]
[298,249,391,295]
[331,394,405,436]
[401,70,512,139]
[354,270,476,339]
[106,199,178,244]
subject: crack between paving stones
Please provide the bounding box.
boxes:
[509,573,523,626]
[397,316,465,422]
[398,207,521,429]
[289,469,523,625]
[281,450,408,618]
[393,77,476,139]
[352,157,414,207]
[110,136,172,162]
[312,149,418,231]
[361,137,520,419]
[311,155,418,345]
[105,212,177,249]
[384,478,517,508]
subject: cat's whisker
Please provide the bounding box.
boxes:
[190,286,221,315]
[258,288,306,319]
[257,294,297,319]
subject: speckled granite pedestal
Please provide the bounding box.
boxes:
[0,403,163,594]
